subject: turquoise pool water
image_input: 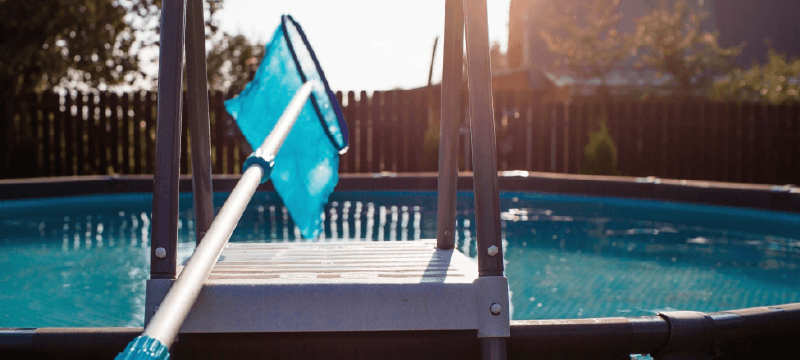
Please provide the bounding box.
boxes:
[1,191,799,327]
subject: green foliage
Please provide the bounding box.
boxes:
[206,34,265,91]
[0,0,159,94]
[540,0,629,93]
[421,112,440,172]
[581,119,620,176]
[631,0,742,92]
[0,0,233,95]
[712,50,800,104]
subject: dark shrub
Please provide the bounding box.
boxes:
[581,118,620,176]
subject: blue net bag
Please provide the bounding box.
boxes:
[225,15,348,239]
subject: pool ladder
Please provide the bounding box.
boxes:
[141,0,511,359]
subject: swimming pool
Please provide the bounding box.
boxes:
[1,190,799,327]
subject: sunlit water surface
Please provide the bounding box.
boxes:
[1,191,799,327]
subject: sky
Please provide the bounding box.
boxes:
[213,0,512,92]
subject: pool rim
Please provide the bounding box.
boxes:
[1,172,798,214]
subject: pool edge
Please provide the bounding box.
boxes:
[1,172,798,214]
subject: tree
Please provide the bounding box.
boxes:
[0,0,167,95]
[540,0,629,95]
[0,0,231,95]
[712,49,800,104]
[206,34,265,91]
[631,0,741,93]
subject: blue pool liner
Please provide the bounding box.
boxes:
[225,15,348,239]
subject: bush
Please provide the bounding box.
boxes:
[581,119,620,176]
[421,118,440,172]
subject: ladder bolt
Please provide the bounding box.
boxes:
[155,247,167,259]
[487,245,498,257]
[490,303,502,315]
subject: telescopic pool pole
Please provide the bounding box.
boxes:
[116,82,315,360]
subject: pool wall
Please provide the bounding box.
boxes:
[1,303,799,359]
[2,172,800,359]
[1,172,798,214]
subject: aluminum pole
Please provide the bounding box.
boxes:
[142,82,314,348]
[150,0,187,280]
[436,0,465,250]
[185,0,214,245]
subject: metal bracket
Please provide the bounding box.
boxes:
[653,311,715,360]
[475,276,511,338]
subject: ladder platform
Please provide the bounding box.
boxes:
[145,240,509,335]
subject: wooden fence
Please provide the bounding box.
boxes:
[2,90,799,185]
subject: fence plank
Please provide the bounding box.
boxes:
[180,92,189,174]
[542,102,554,172]
[531,98,549,171]
[43,93,59,176]
[732,102,744,183]
[460,89,471,172]
[52,94,65,176]
[131,92,143,175]
[358,90,371,172]
[120,93,131,174]
[400,91,412,172]
[493,91,506,170]
[386,91,399,172]
[771,104,795,184]
[107,93,119,174]
[506,93,525,170]
[145,91,157,174]
[566,102,579,174]
[417,91,430,172]
[788,103,800,185]
[345,91,357,173]
[555,102,568,173]
[371,91,385,172]
[63,94,75,176]
[212,91,224,174]
[76,93,88,175]
[640,101,659,177]
[351,91,362,173]
[752,103,769,184]
[224,89,237,175]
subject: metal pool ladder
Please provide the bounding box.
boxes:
[143,0,510,358]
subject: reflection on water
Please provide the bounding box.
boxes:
[1,191,799,327]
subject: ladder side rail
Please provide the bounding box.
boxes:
[463,0,508,359]
[151,0,188,280]
[186,0,215,245]
[435,0,465,250]
[462,0,504,281]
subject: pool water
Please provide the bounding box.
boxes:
[1,191,799,327]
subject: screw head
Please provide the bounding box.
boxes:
[444,230,452,237]
[155,247,167,259]
[487,245,498,257]
[490,303,502,315]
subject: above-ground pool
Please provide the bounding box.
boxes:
[1,190,799,327]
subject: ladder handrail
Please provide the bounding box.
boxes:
[150,0,187,280]
[186,0,215,246]
[463,0,508,358]
[435,0,465,250]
